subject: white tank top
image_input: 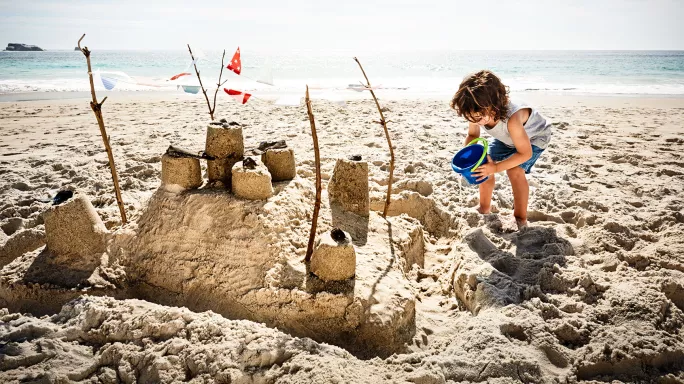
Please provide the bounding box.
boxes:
[480,101,552,149]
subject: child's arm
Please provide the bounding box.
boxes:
[493,112,533,171]
[464,122,481,147]
[472,111,533,180]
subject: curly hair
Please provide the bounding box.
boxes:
[450,70,509,123]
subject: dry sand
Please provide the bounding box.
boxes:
[0,93,683,383]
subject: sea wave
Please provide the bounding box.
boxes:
[2,76,684,97]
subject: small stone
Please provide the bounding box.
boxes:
[331,228,346,242]
[243,157,257,170]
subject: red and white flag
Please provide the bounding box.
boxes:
[170,59,197,81]
[224,88,251,104]
[170,72,191,81]
[227,47,241,75]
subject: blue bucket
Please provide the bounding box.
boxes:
[451,138,489,185]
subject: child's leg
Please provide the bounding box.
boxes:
[477,174,495,214]
[506,167,529,226]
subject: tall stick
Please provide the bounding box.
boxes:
[78,34,127,225]
[187,44,214,120]
[304,85,322,263]
[354,57,394,218]
[212,49,226,117]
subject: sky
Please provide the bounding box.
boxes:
[1,0,682,52]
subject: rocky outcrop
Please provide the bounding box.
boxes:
[4,43,44,51]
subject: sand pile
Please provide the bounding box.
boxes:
[109,180,422,356]
[0,296,404,383]
[1,96,683,382]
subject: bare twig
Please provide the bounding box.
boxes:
[304,85,322,263]
[78,34,127,225]
[354,57,394,218]
[211,49,226,118]
[187,44,214,120]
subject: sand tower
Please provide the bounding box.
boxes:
[328,155,370,217]
[310,228,356,282]
[205,119,244,186]
[261,147,296,182]
[44,194,107,258]
[231,157,274,200]
[40,194,108,286]
[161,152,203,189]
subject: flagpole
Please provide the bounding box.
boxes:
[211,49,226,117]
[187,44,215,120]
[354,57,394,218]
[304,85,322,263]
[77,34,127,225]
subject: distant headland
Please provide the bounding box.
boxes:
[4,43,44,51]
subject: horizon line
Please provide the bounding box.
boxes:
[3,48,684,52]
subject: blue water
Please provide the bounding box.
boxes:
[1,50,683,96]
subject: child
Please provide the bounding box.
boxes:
[450,70,552,229]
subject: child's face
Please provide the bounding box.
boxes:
[468,109,495,126]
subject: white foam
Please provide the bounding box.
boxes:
[2,75,684,97]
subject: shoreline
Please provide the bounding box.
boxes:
[2,90,684,108]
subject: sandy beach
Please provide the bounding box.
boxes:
[1,92,683,383]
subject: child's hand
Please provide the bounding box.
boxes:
[472,155,497,181]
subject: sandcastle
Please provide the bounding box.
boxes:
[0,117,426,358]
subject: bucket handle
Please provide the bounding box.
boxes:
[467,138,489,171]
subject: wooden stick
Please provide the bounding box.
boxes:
[187,44,214,120]
[211,49,226,118]
[353,57,394,218]
[304,85,322,263]
[77,34,127,225]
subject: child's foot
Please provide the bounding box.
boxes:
[477,206,491,214]
[515,218,528,230]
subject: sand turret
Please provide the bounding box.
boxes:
[205,119,244,186]
[261,147,296,181]
[42,194,108,281]
[161,153,203,189]
[231,157,274,200]
[310,228,356,281]
[328,156,369,217]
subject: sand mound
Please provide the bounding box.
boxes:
[0,296,399,383]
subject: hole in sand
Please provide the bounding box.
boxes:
[499,323,527,341]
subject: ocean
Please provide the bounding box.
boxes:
[1,50,683,98]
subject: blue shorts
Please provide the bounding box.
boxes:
[489,139,545,174]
